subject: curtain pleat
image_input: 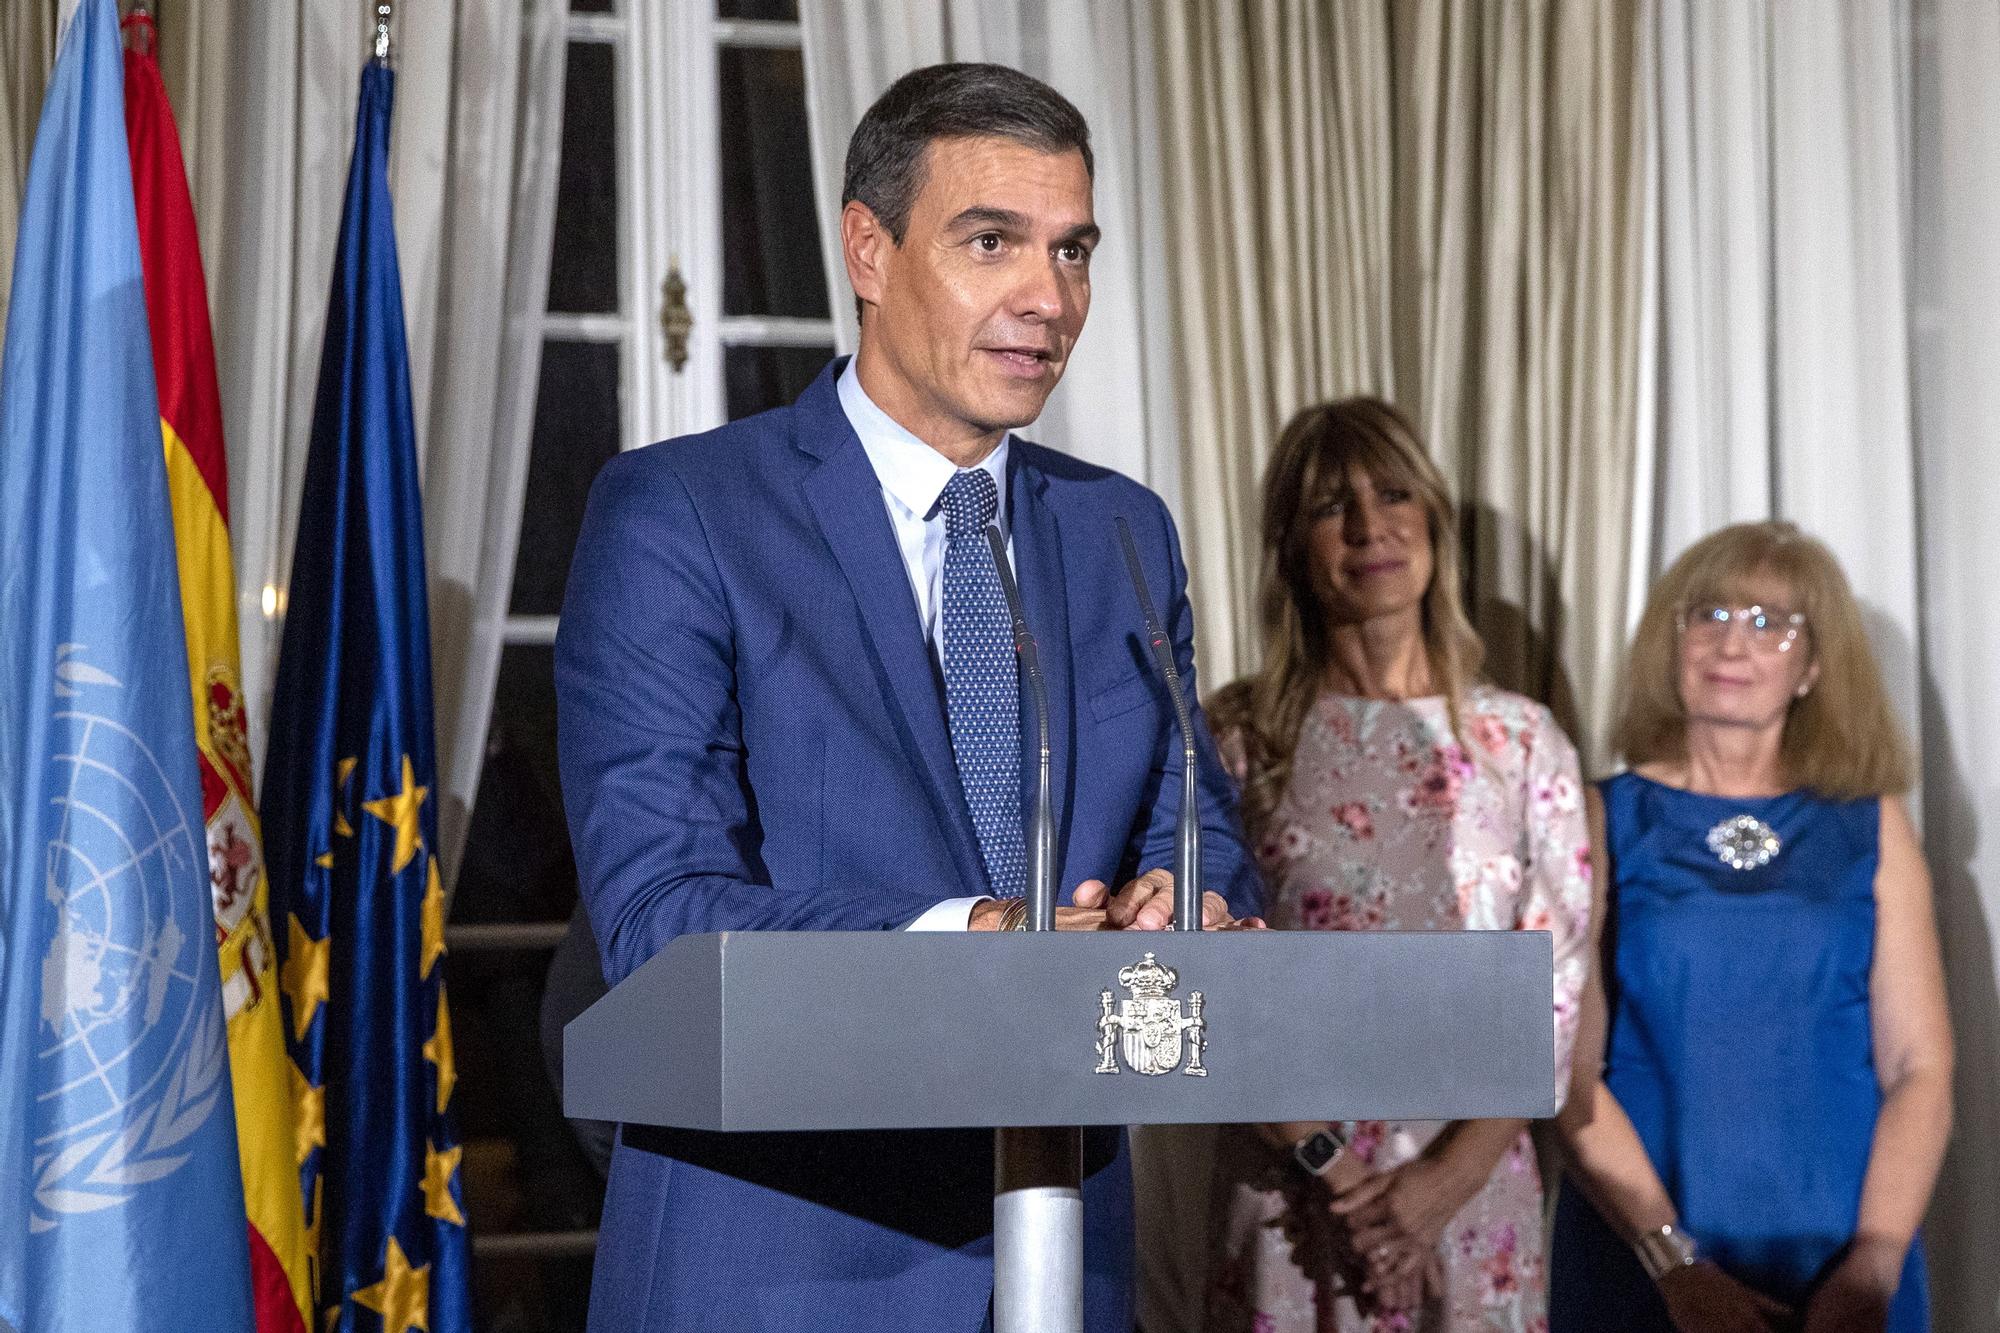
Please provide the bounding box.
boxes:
[1159,0,1402,700]
[1159,1,1644,768]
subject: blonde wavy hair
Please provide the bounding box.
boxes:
[1613,520,1910,800]
[1209,398,1483,842]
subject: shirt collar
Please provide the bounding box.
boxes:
[837,356,1009,530]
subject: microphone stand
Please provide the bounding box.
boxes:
[1115,518,1203,932]
[985,525,1057,930]
[982,523,1080,1333]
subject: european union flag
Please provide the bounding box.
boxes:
[0,2,255,1329]
[261,58,472,1333]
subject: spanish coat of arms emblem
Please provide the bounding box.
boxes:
[1095,951,1207,1076]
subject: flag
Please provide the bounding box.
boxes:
[0,2,256,1330]
[122,11,313,1332]
[261,57,472,1333]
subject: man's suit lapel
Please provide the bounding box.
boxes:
[1008,450,1075,879]
[793,362,989,893]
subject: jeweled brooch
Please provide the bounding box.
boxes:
[1706,814,1781,871]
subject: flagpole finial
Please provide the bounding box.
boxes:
[372,1,393,65]
[121,2,157,54]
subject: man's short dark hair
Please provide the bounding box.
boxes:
[841,63,1093,245]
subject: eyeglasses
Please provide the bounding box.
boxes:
[1676,603,1807,653]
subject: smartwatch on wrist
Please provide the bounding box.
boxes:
[1633,1222,1699,1282]
[1291,1126,1347,1177]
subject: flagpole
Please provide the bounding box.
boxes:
[263,13,475,1325]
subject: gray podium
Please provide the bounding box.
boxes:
[566,928,1554,1330]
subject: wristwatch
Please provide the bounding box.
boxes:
[1632,1222,1699,1281]
[1291,1126,1347,1177]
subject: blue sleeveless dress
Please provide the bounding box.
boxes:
[1548,773,1928,1331]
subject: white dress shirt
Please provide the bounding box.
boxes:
[836,359,1011,931]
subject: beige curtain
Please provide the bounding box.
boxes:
[0,0,59,336]
[1157,0,1397,696]
[1408,0,1650,760]
[1160,0,1647,770]
[151,0,228,292]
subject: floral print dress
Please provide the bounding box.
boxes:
[1206,687,1593,1333]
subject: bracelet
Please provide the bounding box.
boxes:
[998,899,1029,932]
[1633,1223,1698,1281]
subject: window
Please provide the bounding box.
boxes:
[445,3,835,1325]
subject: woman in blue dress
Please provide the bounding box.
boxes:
[1550,521,1953,1333]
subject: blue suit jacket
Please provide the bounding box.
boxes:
[556,358,1257,1332]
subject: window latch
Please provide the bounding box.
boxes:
[660,264,692,372]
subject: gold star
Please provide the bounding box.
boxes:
[303,1174,323,1273]
[282,914,330,1041]
[314,850,334,870]
[334,757,357,838]
[420,856,446,980]
[423,994,456,1115]
[350,1235,431,1333]
[421,1140,464,1226]
[363,755,427,873]
[290,1058,325,1167]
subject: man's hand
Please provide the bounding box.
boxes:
[1074,869,1264,931]
[968,870,1266,931]
[968,897,1122,931]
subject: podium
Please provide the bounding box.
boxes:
[566,928,1554,1330]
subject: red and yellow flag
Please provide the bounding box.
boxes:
[123,15,313,1331]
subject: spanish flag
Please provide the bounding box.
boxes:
[124,14,313,1331]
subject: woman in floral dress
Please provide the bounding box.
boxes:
[1204,398,1593,1333]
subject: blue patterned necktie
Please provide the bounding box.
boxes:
[938,468,1026,898]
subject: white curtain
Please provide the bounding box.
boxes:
[797,0,1184,508]
[405,10,566,886]
[168,2,566,883]
[1646,0,1921,728]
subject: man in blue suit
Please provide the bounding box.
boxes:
[557,63,1260,1332]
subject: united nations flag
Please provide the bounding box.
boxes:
[0,3,255,1329]
[260,54,473,1333]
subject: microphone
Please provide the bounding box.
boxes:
[984,524,1058,932]
[1115,517,1203,932]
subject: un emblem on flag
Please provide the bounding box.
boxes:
[31,678,228,1229]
